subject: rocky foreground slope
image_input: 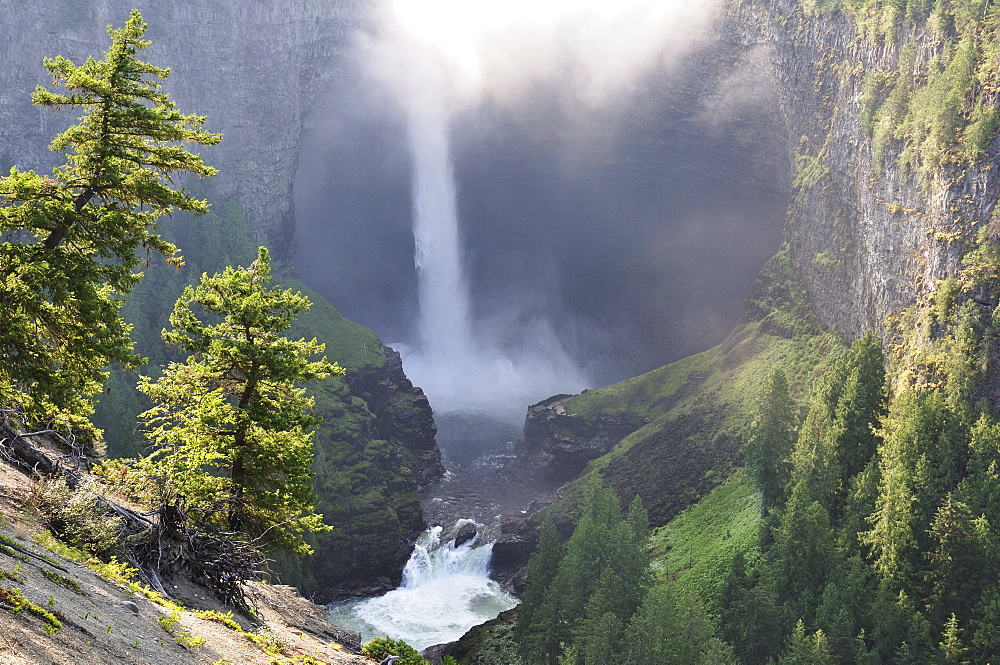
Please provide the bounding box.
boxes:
[0,459,370,665]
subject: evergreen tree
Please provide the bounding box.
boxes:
[939,614,969,665]
[623,585,716,665]
[863,390,940,586]
[777,621,834,665]
[519,483,651,664]
[924,494,992,623]
[832,332,886,481]
[0,10,219,430]
[516,520,566,665]
[769,482,836,625]
[743,368,797,512]
[627,493,651,543]
[578,568,628,665]
[138,247,338,554]
[893,609,936,665]
[814,556,875,662]
[790,333,886,518]
[697,638,739,665]
[719,552,783,665]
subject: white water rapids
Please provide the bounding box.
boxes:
[327,520,518,651]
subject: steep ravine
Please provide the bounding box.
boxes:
[499,0,1000,582]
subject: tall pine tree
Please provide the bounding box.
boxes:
[138,247,338,554]
[0,11,219,431]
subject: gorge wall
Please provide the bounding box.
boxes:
[755,0,1000,341]
[5,0,993,364]
[0,0,373,265]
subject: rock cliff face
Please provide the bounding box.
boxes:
[518,394,647,483]
[345,345,443,487]
[747,0,1000,341]
[0,0,373,265]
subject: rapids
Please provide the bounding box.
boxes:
[326,520,518,651]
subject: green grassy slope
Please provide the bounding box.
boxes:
[649,473,761,604]
[537,251,843,532]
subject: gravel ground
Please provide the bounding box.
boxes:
[0,458,373,665]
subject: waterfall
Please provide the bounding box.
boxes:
[388,35,588,420]
[327,521,518,651]
[405,56,474,368]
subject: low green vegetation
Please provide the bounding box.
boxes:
[649,474,761,603]
[798,0,1000,182]
[361,637,460,665]
[0,587,62,633]
[41,569,83,594]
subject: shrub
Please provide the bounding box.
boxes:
[32,478,122,557]
[361,637,428,665]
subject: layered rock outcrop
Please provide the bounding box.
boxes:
[345,344,443,487]
[518,394,647,483]
[751,0,1000,340]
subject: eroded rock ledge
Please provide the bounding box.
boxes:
[517,394,647,484]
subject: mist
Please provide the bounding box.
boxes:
[294,0,789,419]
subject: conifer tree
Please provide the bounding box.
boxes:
[769,482,836,624]
[0,11,219,429]
[743,368,797,512]
[924,495,992,623]
[516,520,566,665]
[777,621,834,665]
[138,247,339,554]
[520,483,651,664]
[834,332,886,479]
[939,613,969,665]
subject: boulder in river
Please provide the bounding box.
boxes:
[454,522,478,547]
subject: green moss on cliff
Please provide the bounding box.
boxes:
[536,252,842,531]
[290,286,386,373]
[798,0,1000,180]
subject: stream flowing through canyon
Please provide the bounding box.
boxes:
[326,416,544,651]
[326,521,518,651]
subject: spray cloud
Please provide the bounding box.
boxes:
[351,0,723,420]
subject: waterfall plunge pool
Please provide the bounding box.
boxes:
[327,520,518,652]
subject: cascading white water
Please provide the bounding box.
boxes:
[406,55,474,368]
[327,520,518,651]
[388,34,589,420]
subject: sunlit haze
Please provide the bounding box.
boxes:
[343,0,725,418]
[390,0,719,102]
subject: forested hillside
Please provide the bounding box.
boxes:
[457,0,1000,662]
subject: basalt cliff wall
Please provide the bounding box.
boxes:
[756,0,999,339]
[0,0,373,265]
